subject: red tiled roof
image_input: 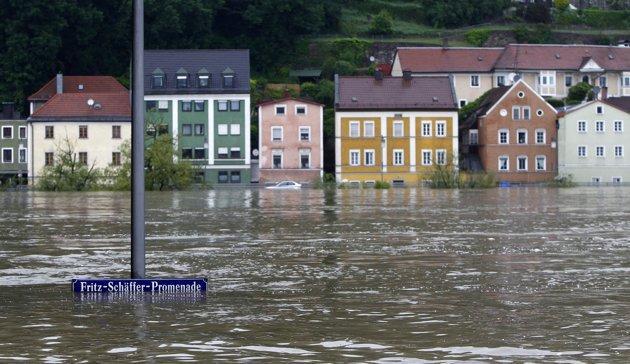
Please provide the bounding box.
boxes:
[28,76,128,101]
[494,44,630,71]
[335,76,457,111]
[396,47,504,73]
[257,96,324,107]
[604,97,630,113]
[29,92,131,120]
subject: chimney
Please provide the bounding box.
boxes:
[601,86,608,100]
[2,102,15,119]
[56,73,63,94]
[375,69,383,81]
[402,70,412,81]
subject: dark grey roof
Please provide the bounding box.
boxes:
[144,49,250,95]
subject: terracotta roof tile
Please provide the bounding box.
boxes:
[257,96,323,107]
[396,47,504,73]
[604,97,630,113]
[29,92,131,121]
[28,76,127,101]
[495,44,630,71]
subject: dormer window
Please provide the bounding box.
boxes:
[176,68,189,88]
[222,67,235,88]
[152,68,165,88]
[197,68,210,88]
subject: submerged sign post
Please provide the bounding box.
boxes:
[72,0,206,295]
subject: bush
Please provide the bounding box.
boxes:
[582,9,630,29]
[545,98,565,108]
[145,135,193,191]
[465,29,492,47]
[566,82,594,105]
[554,0,570,11]
[37,137,104,191]
[369,10,394,35]
[522,2,552,23]
[513,24,552,44]
[548,175,576,188]
[312,173,336,189]
[428,163,497,189]
[374,180,391,189]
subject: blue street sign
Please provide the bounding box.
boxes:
[72,279,207,293]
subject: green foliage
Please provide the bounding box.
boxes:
[374,180,391,189]
[519,2,552,23]
[369,10,394,35]
[428,164,497,189]
[458,89,493,122]
[548,174,576,188]
[36,137,103,191]
[545,98,565,108]
[312,173,336,189]
[465,29,491,47]
[103,141,131,191]
[582,9,630,28]
[423,0,512,28]
[145,135,193,191]
[554,0,570,11]
[513,24,552,44]
[566,82,594,105]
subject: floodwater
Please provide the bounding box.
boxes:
[0,187,629,363]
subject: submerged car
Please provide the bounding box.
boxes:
[265,181,302,190]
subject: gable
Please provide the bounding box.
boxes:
[485,80,557,118]
[579,58,604,72]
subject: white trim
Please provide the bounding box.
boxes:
[319,106,323,175]
[295,104,307,116]
[364,120,375,137]
[1,126,13,139]
[275,104,287,116]
[578,145,587,158]
[459,99,467,108]
[271,148,283,169]
[498,129,509,144]
[271,126,283,142]
[1,147,13,163]
[516,128,528,145]
[393,149,404,166]
[257,106,261,170]
[595,145,605,158]
[613,120,624,133]
[436,120,446,137]
[18,146,27,164]
[535,128,546,144]
[517,155,528,171]
[349,149,360,166]
[484,79,558,117]
[436,149,447,165]
[421,149,432,166]
[595,120,605,133]
[498,155,509,171]
[421,120,432,137]
[244,97,251,166]
[614,145,624,158]
[470,74,480,88]
[535,155,546,171]
[364,149,375,166]
[577,120,587,133]
[349,121,360,138]
[18,126,27,139]
[299,125,311,142]
[393,120,404,137]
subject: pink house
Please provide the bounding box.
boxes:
[258,97,324,183]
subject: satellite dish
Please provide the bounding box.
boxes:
[369,56,375,62]
[507,73,517,83]
[87,99,95,106]
[592,86,601,95]
[252,149,259,157]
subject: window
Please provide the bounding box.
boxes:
[624,76,630,87]
[459,100,467,108]
[78,152,88,165]
[595,121,604,133]
[614,120,623,132]
[517,156,528,171]
[599,76,607,87]
[19,126,26,139]
[194,101,205,112]
[420,150,431,166]
[177,75,188,88]
[112,125,121,139]
[296,105,306,115]
[152,75,165,88]
[537,109,544,117]
[498,129,509,144]
[198,74,210,88]
[181,101,192,112]
[146,101,158,111]
[421,121,431,137]
[275,105,286,115]
[194,124,204,136]
[158,100,168,110]
[578,121,587,133]
[535,155,546,171]
[596,106,603,115]
[513,107,521,120]
[517,91,525,98]
[592,177,601,184]
[393,121,404,137]
[299,149,310,169]
[272,150,283,169]
[517,130,527,144]
[45,152,54,166]
[469,129,478,145]
[470,75,480,87]
[349,150,360,166]
[79,125,88,139]
[536,129,545,144]
[364,121,375,137]
[2,126,12,139]
[578,145,587,157]
[19,148,26,163]
[183,148,195,159]
[230,171,241,183]
[436,149,446,165]
[436,121,446,137]
[218,171,229,183]
[45,126,54,139]
[596,146,605,157]
[612,177,622,185]
[112,152,121,166]
[272,127,283,141]
[217,147,229,159]
[2,148,12,163]
[218,124,228,135]
[582,75,589,83]
[349,121,360,138]
[394,150,404,165]
[230,100,240,111]
[194,148,205,159]
[497,75,505,86]
[230,124,240,135]
[498,156,509,171]
[230,147,241,159]
[615,145,624,157]
[540,71,555,86]
[218,100,229,111]
[565,75,573,87]
[364,150,375,166]
[222,74,234,88]
[299,127,310,141]
[182,124,193,136]
[523,107,531,120]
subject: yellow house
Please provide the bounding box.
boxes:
[334,73,459,186]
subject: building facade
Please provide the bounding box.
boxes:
[558,97,630,185]
[258,97,324,184]
[0,102,28,184]
[392,45,630,105]
[144,49,251,184]
[461,80,558,183]
[335,74,459,186]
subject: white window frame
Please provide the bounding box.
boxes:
[230,123,241,135]
[364,121,375,137]
[578,145,587,157]
[349,149,360,166]
[596,105,603,115]
[595,145,605,158]
[1,126,12,139]
[512,106,521,120]
[535,129,546,144]
[535,155,546,171]
[364,149,375,166]
[421,120,432,137]
[497,75,505,87]
[230,147,241,159]
[217,100,229,111]
[271,126,283,142]
[18,147,27,164]
[522,106,531,120]
[470,75,480,87]
[272,149,283,169]
[299,149,311,169]
[613,120,623,133]
[577,120,587,133]
[217,147,229,158]
[539,70,556,96]
[517,155,528,171]
[592,177,601,184]
[295,105,307,115]
[393,149,404,166]
[498,155,509,171]
[436,120,446,137]
[498,129,509,145]
[393,121,404,137]
[349,121,360,138]
[218,124,228,135]
[614,145,624,158]
[1,148,13,163]
[299,126,311,141]
[421,149,432,166]
[459,99,467,108]
[595,120,605,133]
[517,129,528,145]
[158,100,169,110]
[275,104,287,116]
[469,129,478,145]
[612,176,622,185]
[436,149,447,165]
[18,126,26,139]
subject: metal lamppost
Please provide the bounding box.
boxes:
[380,135,385,183]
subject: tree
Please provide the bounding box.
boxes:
[145,135,193,191]
[554,0,570,11]
[103,141,131,191]
[566,82,594,105]
[37,137,102,191]
[369,10,394,35]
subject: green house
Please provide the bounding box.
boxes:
[0,102,28,185]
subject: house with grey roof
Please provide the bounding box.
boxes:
[144,49,251,184]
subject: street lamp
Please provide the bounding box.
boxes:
[381,135,386,183]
